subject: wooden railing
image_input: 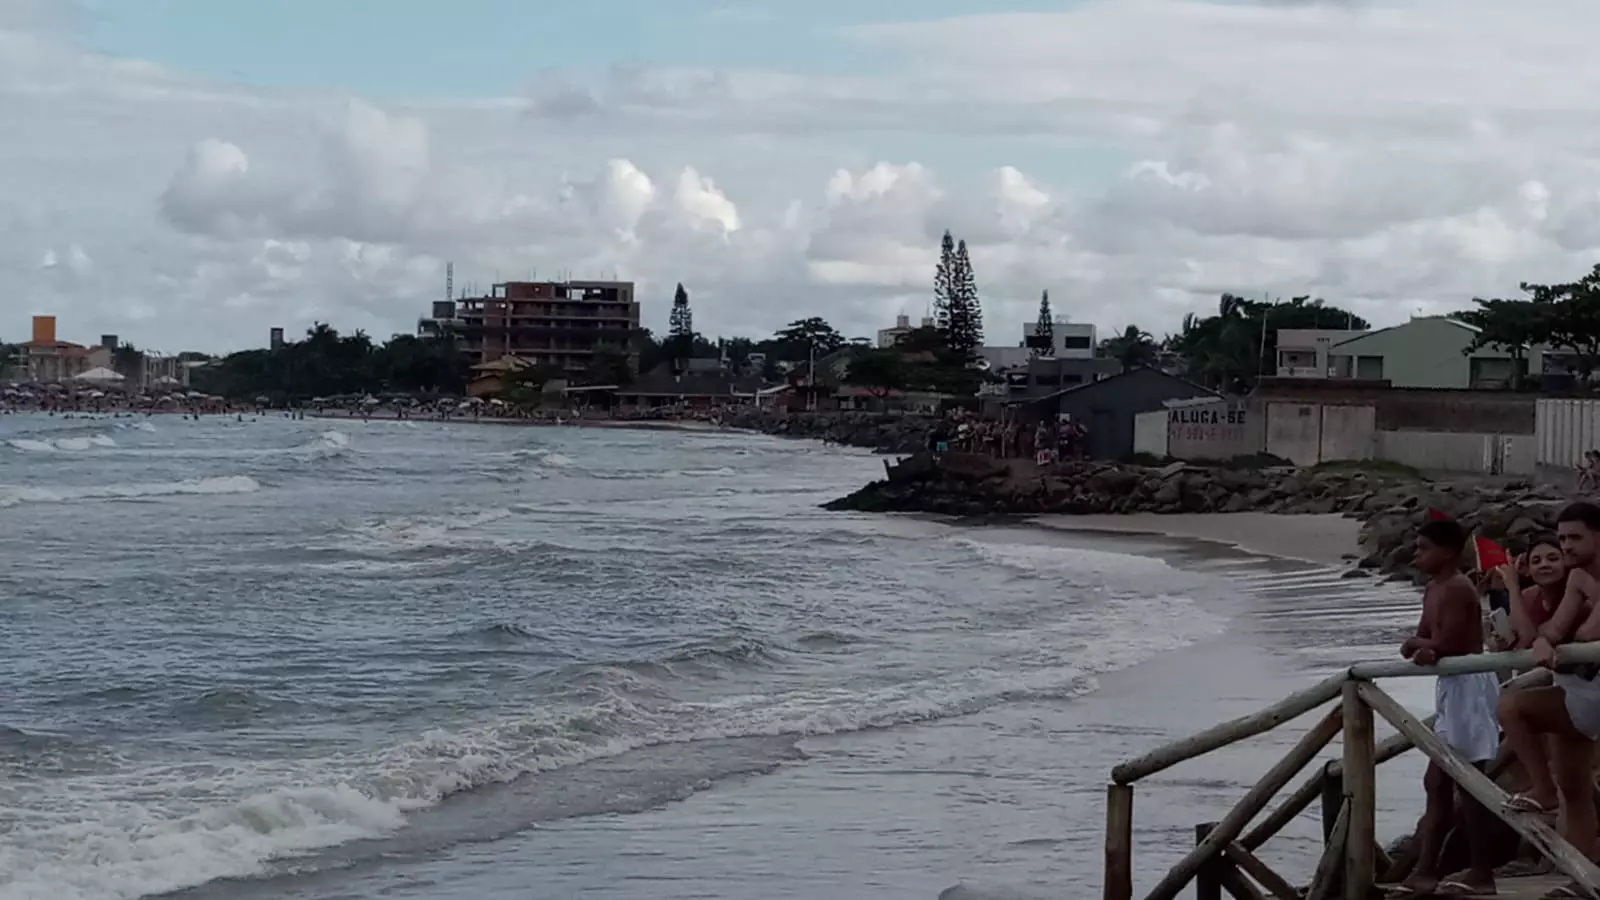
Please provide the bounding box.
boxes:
[1103,644,1600,900]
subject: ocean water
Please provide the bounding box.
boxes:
[0,413,1433,900]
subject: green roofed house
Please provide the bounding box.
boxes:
[1323,315,1541,390]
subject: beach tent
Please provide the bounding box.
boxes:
[75,366,125,383]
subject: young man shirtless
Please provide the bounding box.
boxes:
[1395,519,1502,897]
[1498,501,1600,899]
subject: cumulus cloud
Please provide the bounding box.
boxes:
[8,0,1600,352]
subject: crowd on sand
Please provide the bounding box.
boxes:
[921,409,1090,463]
[1386,501,1600,899]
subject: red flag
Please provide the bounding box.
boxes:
[1474,536,1509,571]
[1426,507,1449,522]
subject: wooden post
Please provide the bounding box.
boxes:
[1196,824,1223,900]
[1104,784,1133,900]
[1307,801,1350,900]
[1320,760,1345,843]
[1341,681,1376,900]
[1217,867,1267,900]
[1113,673,1346,784]
[1242,712,1439,851]
[1142,706,1344,900]
[1355,681,1600,894]
[1222,843,1298,900]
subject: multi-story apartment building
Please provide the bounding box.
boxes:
[421,280,640,372]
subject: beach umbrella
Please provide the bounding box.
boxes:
[74,366,125,383]
[86,390,105,399]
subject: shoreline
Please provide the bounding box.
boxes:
[1028,512,1362,567]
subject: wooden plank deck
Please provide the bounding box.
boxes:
[1501,874,1568,898]
[1431,874,1564,898]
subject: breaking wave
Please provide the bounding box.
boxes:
[7,433,117,452]
[0,475,262,508]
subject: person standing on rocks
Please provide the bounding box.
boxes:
[1392,518,1503,898]
[1497,502,1600,899]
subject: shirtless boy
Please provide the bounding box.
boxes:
[1498,501,1600,899]
[1395,519,1502,897]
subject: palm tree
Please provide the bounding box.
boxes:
[1102,325,1159,373]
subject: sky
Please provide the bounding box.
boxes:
[6,0,1600,354]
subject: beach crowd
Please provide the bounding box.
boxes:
[1395,502,1600,899]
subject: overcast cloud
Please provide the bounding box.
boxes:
[5,0,1600,353]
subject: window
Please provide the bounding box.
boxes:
[1061,336,1092,350]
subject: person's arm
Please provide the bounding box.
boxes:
[1570,579,1600,644]
[1539,570,1593,645]
[1510,586,1543,649]
[1401,601,1433,658]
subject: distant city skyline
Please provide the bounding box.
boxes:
[6,0,1599,354]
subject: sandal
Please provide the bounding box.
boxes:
[1540,882,1597,900]
[1434,880,1497,897]
[1503,792,1558,814]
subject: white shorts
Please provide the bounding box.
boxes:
[1435,672,1502,763]
[1555,671,1600,740]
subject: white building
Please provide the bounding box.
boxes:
[876,314,934,348]
[1274,328,1370,378]
[1027,318,1096,359]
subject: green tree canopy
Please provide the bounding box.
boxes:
[190,325,470,401]
[773,317,845,360]
[843,348,908,398]
[1101,325,1159,373]
[1168,294,1370,392]
[1457,297,1550,390]
[1523,265,1600,383]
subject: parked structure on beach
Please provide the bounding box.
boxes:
[419,279,640,374]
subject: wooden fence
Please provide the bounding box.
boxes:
[1104,645,1600,900]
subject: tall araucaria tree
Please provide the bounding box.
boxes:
[933,230,956,336]
[942,238,983,360]
[668,282,694,371]
[1030,289,1055,357]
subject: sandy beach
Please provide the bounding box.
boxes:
[1030,512,1363,566]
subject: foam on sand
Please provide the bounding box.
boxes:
[1031,512,1361,566]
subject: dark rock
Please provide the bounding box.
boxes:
[1341,569,1370,579]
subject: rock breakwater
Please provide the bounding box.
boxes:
[720,409,935,454]
[822,453,1571,583]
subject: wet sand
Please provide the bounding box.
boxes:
[1031,512,1363,567]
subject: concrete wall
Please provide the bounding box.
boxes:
[1537,399,1600,468]
[1133,410,1168,457]
[1167,400,1262,460]
[1255,381,1537,434]
[1320,405,1377,461]
[1264,402,1323,466]
[1263,402,1378,465]
[1376,431,1537,475]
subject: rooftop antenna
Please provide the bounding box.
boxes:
[445,262,453,303]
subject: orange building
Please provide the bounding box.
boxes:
[14,316,113,383]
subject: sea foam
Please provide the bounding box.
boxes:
[0,475,262,508]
